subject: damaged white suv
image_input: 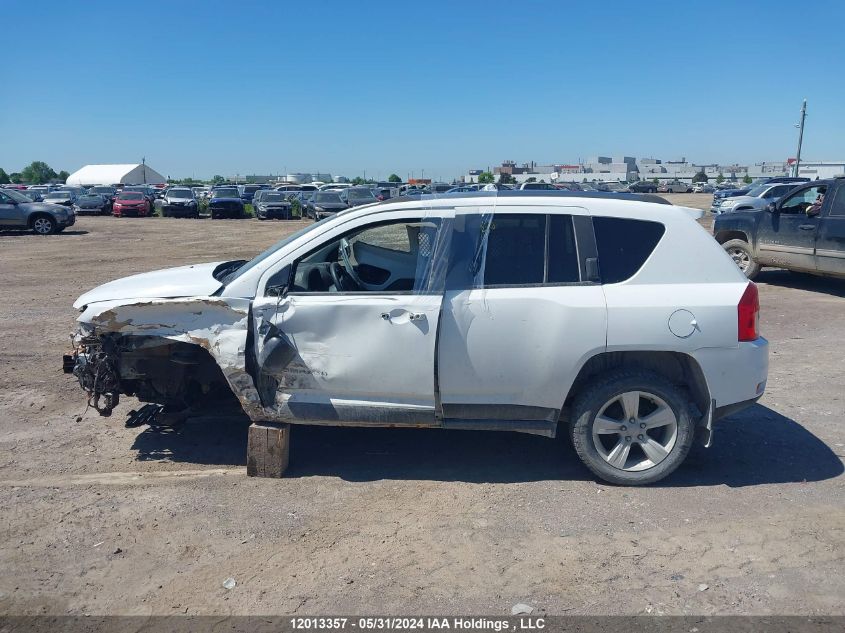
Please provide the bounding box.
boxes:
[66,192,768,485]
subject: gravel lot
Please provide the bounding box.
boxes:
[1,194,843,616]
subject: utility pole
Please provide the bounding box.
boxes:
[793,99,807,177]
[142,156,146,184]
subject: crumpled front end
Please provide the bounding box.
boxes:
[64,297,265,420]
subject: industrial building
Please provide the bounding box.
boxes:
[65,163,166,186]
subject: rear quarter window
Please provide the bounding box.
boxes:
[593,217,665,283]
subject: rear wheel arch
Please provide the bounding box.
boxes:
[563,351,711,423]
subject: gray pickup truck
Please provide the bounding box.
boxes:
[0,187,77,234]
[713,177,845,279]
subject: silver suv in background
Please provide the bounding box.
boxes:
[0,187,77,234]
[714,182,799,215]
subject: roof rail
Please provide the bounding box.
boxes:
[397,190,673,205]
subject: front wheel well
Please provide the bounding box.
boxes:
[28,212,56,228]
[564,351,710,422]
[714,229,749,245]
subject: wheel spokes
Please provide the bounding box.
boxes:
[639,404,676,430]
[594,415,623,434]
[619,391,640,420]
[639,437,670,464]
[606,440,631,469]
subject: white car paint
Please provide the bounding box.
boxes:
[71,193,769,482]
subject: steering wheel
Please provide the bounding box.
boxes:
[329,262,355,292]
[338,237,366,287]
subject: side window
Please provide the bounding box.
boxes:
[482,214,546,286]
[593,217,665,284]
[780,185,826,214]
[548,214,580,283]
[288,218,441,294]
[827,185,845,217]
[451,213,582,289]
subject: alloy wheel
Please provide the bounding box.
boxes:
[591,391,678,472]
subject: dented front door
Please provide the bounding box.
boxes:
[250,213,449,427]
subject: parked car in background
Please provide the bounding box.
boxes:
[20,189,43,202]
[0,187,77,234]
[714,178,844,279]
[658,180,692,193]
[627,181,658,193]
[193,186,211,200]
[318,183,353,191]
[519,182,557,190]
[43,190,79,207]
[75,192,111,215]
[88,186,118,204]
[714,182,798,215]
[339,186,378,207]
[253,190,293,220]
[711,185,751,212]
[305,191,348,219]
[162,187,200,218]
[123,185,157,208]
[113,191,151,217]
[238,184,268,204]
[209,186,245,219]
[26,185,55,198]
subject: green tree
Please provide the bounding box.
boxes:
[20,161,57,185]
[743,174,752,184]
[525,176,537,183]
[497,172,513,184]
[0,168,9,184]
[57,170,69,182]
[477,171,495,184]
[716,172,724,184]
[9,172,23,183]
[652,178,659,184]
[388,173,401,183]
[351,176,372,185]
[692,171,708,183]
[212,175,225,184]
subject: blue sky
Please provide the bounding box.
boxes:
[2,0,844,181]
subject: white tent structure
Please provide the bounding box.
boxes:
[65,163,166,186]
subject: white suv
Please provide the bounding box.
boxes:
[66,192,768,485]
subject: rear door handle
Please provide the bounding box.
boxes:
[799,224,816,230]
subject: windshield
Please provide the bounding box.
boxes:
[314,192,342,204]
[46,192,71,199]
[223,215,336,284]
[243,186,261,193]
[745,185,769,197]
[348,189,375,200]
[119,192,144,200]
[90,187,114,194]
[213,188,239,197]
[4,189,33,203]
[262,193,286,202]
[169,189,193,199]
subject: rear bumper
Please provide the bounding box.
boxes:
[692,337,769,413]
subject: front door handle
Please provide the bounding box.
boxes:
[381,311,425,323]
[799,224,816,231]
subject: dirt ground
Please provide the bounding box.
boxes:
[1,194,843,616]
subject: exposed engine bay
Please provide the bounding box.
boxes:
[65,333,238,417]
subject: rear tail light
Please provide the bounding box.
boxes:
[737,282,759,342]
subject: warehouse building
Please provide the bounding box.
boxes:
[65,163,166,186]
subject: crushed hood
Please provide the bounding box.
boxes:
[73,261,226,310]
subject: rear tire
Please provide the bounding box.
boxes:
[569,369,696,486]
[722,238,760,279]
